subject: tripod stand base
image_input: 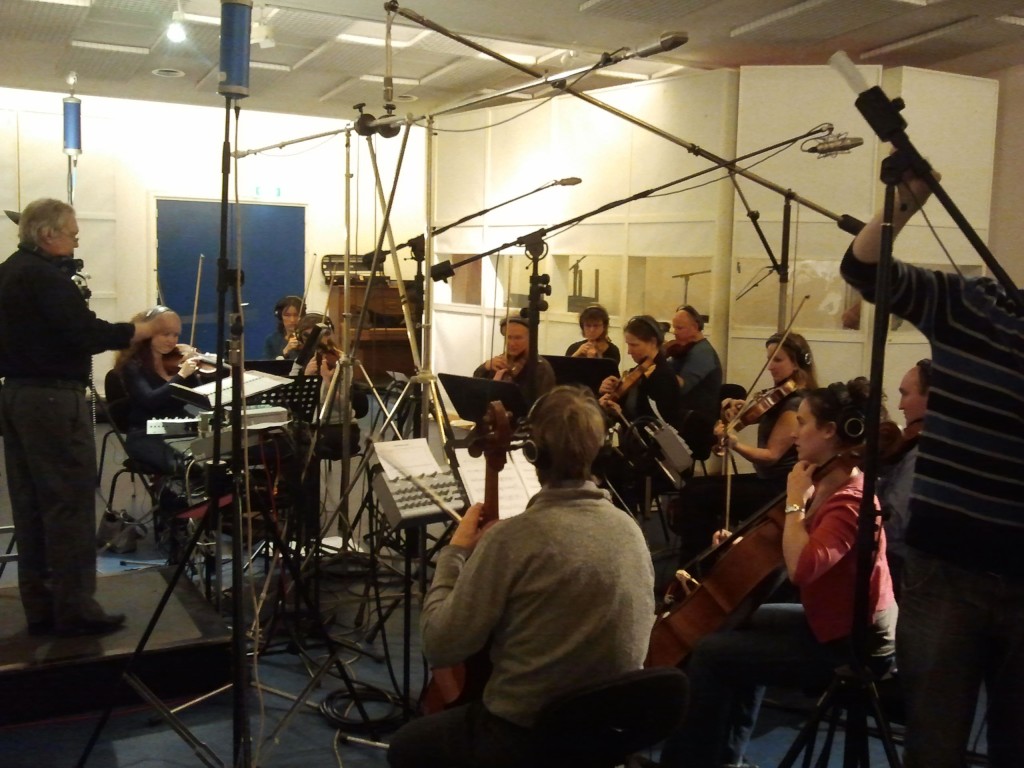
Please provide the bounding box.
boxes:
[777,667,902,768]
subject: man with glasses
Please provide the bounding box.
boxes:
[0,198,163,637]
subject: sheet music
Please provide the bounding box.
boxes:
[374,438,444,480]
[191,371,291,400]
[454,448,541,519]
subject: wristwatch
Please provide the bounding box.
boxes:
[784,503,804,516]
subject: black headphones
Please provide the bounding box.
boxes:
[676,304,705,332]
[521,388,612,469]
[827,382,866,442]
[627,314,666,343]
[578,304,610,332]
[520,390,552,468]
[274,295,304,321]
[767,333,812,369]
[144,305,172,319]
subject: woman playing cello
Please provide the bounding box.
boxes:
[658,378,897,768]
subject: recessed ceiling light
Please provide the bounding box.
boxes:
[395,93,417,102]
[152,68,186,78]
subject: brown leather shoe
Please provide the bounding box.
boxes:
[56,613,126,637]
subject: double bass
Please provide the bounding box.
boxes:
[420,401,511,713]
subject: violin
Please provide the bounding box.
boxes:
[663,339,695,359]
[421,401,510,713]
[161,344,216,378]
[609,356,656,402]
[732,378,798,428]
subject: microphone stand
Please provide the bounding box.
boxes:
[432,128,847,364]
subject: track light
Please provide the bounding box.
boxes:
[167,5,187,43]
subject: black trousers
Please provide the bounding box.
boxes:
[388,702,536,768]
[1,380,108,627]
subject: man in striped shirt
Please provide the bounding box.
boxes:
[841,166,1024,768]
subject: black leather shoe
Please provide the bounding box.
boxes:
[56,613,126,637]
[27,619,55,636]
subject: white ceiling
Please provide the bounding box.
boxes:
[1,0,1023,121]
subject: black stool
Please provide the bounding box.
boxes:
[533,667,689,768]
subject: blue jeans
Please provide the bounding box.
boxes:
[897,549,1024,768]
[660,604,852,768]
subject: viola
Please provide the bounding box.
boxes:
[421,401,511,713]
[645,449,860,669]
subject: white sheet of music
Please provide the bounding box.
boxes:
[374,438,444,480]
[454,449,541,519]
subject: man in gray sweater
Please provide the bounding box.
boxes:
[388,385,655,768]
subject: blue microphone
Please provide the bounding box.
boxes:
[218,0,252,99]
[63,97,82,156]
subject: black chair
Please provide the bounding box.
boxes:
[533,667,689,768]
[98,369,163,517]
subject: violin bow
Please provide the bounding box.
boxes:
[188,253,204,350]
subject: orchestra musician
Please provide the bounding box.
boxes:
[842,161,1024,768]
[386,386,654,768]
[598,314,687,434]
[113,306,204,475]
[671,333,818,565]
[665,304,723,455]
[473,315,555,406]
[876,358,930,599]
[658,379,896,768]
[565,304,621,362]
[0,198,163,637]
[262,294,304,360]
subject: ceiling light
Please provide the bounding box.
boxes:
[730,0,832,37]
[250,61,290,72]
[252,22,275,49]
[71,40,150,55]
[859,17,978,58]
[167,20,187,43]
[28,0,91,6]
[182,12,219,25]
[360,74,419,86]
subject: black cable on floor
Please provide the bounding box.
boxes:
[319,680,406,733]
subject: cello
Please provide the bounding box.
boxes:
[644,429,898,669]
[420,401,511,713]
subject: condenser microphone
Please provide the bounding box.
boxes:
[805,136,864,156]
[620,32,688,61]
[218,0,253,99]
[555,177,582,186]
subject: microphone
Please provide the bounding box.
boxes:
[617,32,688,61]
[218,0,253,99]
[805,136,864,156]
[555,177,582,186]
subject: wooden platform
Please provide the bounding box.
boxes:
[0,567,231,725]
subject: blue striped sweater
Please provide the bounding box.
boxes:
[842,248,1024,578]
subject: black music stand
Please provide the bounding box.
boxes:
[541,354,618,397]
[437,373,529,424]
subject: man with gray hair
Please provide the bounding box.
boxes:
[388,385,654,768]
[0,198,162,637]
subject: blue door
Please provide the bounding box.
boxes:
[156,199,305,360]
